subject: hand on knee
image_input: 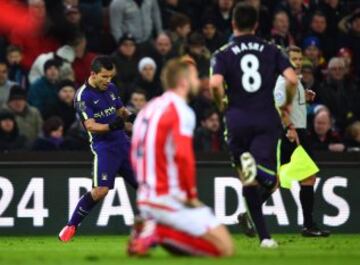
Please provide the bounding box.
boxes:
[91,187,109,201]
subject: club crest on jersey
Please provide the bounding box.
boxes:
[77,101,86,112]
[110,93,116,101]
[102,173,108,181]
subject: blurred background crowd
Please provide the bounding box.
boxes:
[0,0,359,153]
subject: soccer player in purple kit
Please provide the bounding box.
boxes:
[59,56,138,242]
[210,3,298,248]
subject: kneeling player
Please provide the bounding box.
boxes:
[129,58,234,257]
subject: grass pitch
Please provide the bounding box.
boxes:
[0,234,359,265]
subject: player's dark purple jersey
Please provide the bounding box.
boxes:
[74,82,128,148]
[211,35,291,112]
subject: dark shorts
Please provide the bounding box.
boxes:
[225,108,282,188]
[91,141,137,190]
[281,128,313,165]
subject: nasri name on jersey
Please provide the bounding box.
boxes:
[231,42,264,55]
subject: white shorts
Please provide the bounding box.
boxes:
[138,202,220,237]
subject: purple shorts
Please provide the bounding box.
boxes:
[225,108,282,188]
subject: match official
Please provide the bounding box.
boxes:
[274,46,330,237]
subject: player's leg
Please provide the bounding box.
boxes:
[224,112,257,237]
[240,129,281,248]
[117,144,138,190]
[201,224,234,256]
[133,205,234,257]
[59,148,117,242]
[158,207,234,257]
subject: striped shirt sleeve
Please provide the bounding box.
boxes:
[75,85,94,121]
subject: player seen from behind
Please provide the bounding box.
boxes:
[210,3,298,248]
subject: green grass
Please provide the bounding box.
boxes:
[0,235,359,265]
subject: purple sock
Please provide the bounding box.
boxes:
[243,186,271,241]
[68,192,98,227]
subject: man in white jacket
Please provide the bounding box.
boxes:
[29,45,75,84]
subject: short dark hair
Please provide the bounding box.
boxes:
[131,88,147,98]
[232,2,258,31]
[91,56,114,73]
[44,59,59,72]
[170,14,191,31]
[312,10,326,20]
[43,116,64,137]
[201,108,219,121]
[6,45,22,55]
[68,31,86,47]
[57,79,76,92]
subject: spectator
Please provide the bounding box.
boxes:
[309,108,345,152]
[306,11,335,59]
[6,45,28,89]
[131,57,162,102]
[146,32,178,77]
[127,89,148,116]
[270,10,295,48]
[301,59,315,90]
[109,0,163,44]
[339,11,360,79]
[318,0,348,36]
[64,4,82,27]
[29,44,75,84]
[278,0,310,43]
[201,17,226,53]
[191,77,216,126]
[112,33,140,91]
[9,0,59,70]
[43,80,76,132]
[184,33,211,78]
[302,36,326,81]
[337,47,356,80]
[194,108,225,152]
[0,61,17,107]
[61,115,89,151]
[203,0,234,38]
[28,59,60,114]
[160,0,188,30]
[1,85,43,146]
[169,13,192,55]
[345,121,360,151]
[71,32,97,85]
[32,116,64,151]
[318,57,360,132]
[0,111,27,152]
[126,89,148,131]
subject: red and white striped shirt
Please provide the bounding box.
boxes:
[131,91,197,210]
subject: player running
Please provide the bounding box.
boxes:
[59,56,138,242]
[128,57,234,257]
[210,3,298,248]
[274,46,330,237]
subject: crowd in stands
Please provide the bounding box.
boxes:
[0,0,359,153]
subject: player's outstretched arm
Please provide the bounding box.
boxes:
[210,74,225,112]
